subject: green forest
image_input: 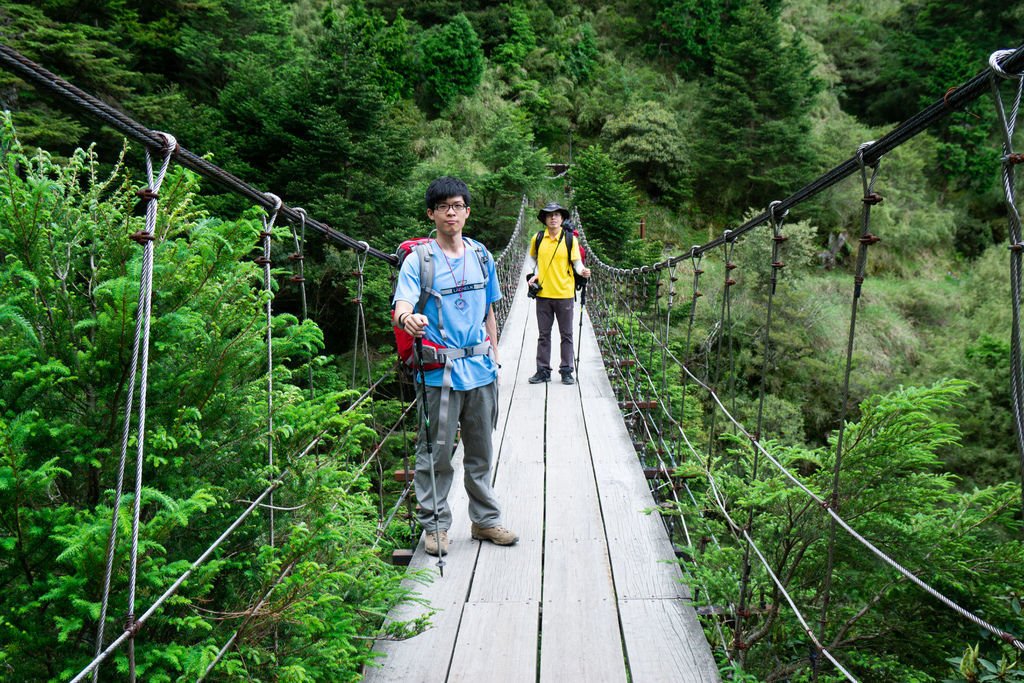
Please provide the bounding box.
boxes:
[1,0,1023,680]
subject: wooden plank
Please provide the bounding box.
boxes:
[370,256,538,681]
[366,439,479,680]
[539,342,627,681]
[470,394,544,603]
[543,459,605,542]
[543,345,613,587]
[363,519,477,683]
[370,265,719,682]
[543,449,615,605]
[449,601,539,683]
[579,315,696,604]
[579,336,692,600]
[618,598,720,682]
[539,598,627,682]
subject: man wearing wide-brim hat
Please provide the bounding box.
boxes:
[526,202,591,385]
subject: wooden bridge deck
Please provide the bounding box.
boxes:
[364,271,720,682]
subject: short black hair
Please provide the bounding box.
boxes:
[425,176,471,210]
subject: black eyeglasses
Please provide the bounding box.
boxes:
[434,203,468,213]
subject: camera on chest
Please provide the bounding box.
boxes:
[527,281,542,299]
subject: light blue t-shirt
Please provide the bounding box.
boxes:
[393,237,502,390]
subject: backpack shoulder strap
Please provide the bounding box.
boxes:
[414,242,434,314]
[533,230,544,257]
[563,230,574,272]
[462,237,490,284]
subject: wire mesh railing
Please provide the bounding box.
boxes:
[573,45,1024,680]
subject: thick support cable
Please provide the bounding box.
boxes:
[989,50,1024,516]
[661,45,1024,264]
[92,132,175,683]
[816,145,882,676]
[0,44,397,265]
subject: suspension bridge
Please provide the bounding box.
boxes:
[364,251,718,682]
[1,41,1023,683]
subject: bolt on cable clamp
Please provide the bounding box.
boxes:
[128,231,156,245]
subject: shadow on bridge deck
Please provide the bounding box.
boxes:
[364,267,719,683]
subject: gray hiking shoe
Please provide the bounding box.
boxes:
[424,530,448,556]
[561,371,575,385]
[471,523,519,546]
[528,371,550,384]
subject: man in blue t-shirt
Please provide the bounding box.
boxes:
[393,176,519,557]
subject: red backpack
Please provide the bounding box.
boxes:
[392,237,491,371]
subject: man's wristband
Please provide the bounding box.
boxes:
[397,312,410,328]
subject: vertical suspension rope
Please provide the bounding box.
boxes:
[352,241,372,387]
[644,270,660,463]
[399,379,417,539]
[735,201,788,665]
[661,266,674,410]
[680,249,704,433]
[626,271,639,410]
[645,270,659,382]
[289,207,314,399]
[259,192,282,662]
[988,49,1024,516]
[704,232,735,477]
[724,240,740,434]
[259,193,283,550]
[93,132,175,683]
[816,143,883,676]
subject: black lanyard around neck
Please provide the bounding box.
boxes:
[540,230,564,284]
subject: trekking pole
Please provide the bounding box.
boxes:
[414,337,445,576]
[575,282,587,375]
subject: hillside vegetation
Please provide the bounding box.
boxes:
[1,0,1023,680]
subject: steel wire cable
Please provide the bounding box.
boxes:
[351,242,372,386]
[670,345,1024,651]
[91,134,175,682]
[70,433,326,683]
[289,208,315,398]
[260,194,283,554]
[197,559,298,682]
[989,51,1024,515]
[817,145,883,666]
[73,369,402,682]
[640,343,855,676]
[563,46,1024,273]
[0,44,397,265]
[579,223,1024,659]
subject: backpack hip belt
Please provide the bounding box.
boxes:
[431,340,493,455]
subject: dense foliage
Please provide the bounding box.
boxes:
[2,0,1024,680]
[0,118,420,681]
